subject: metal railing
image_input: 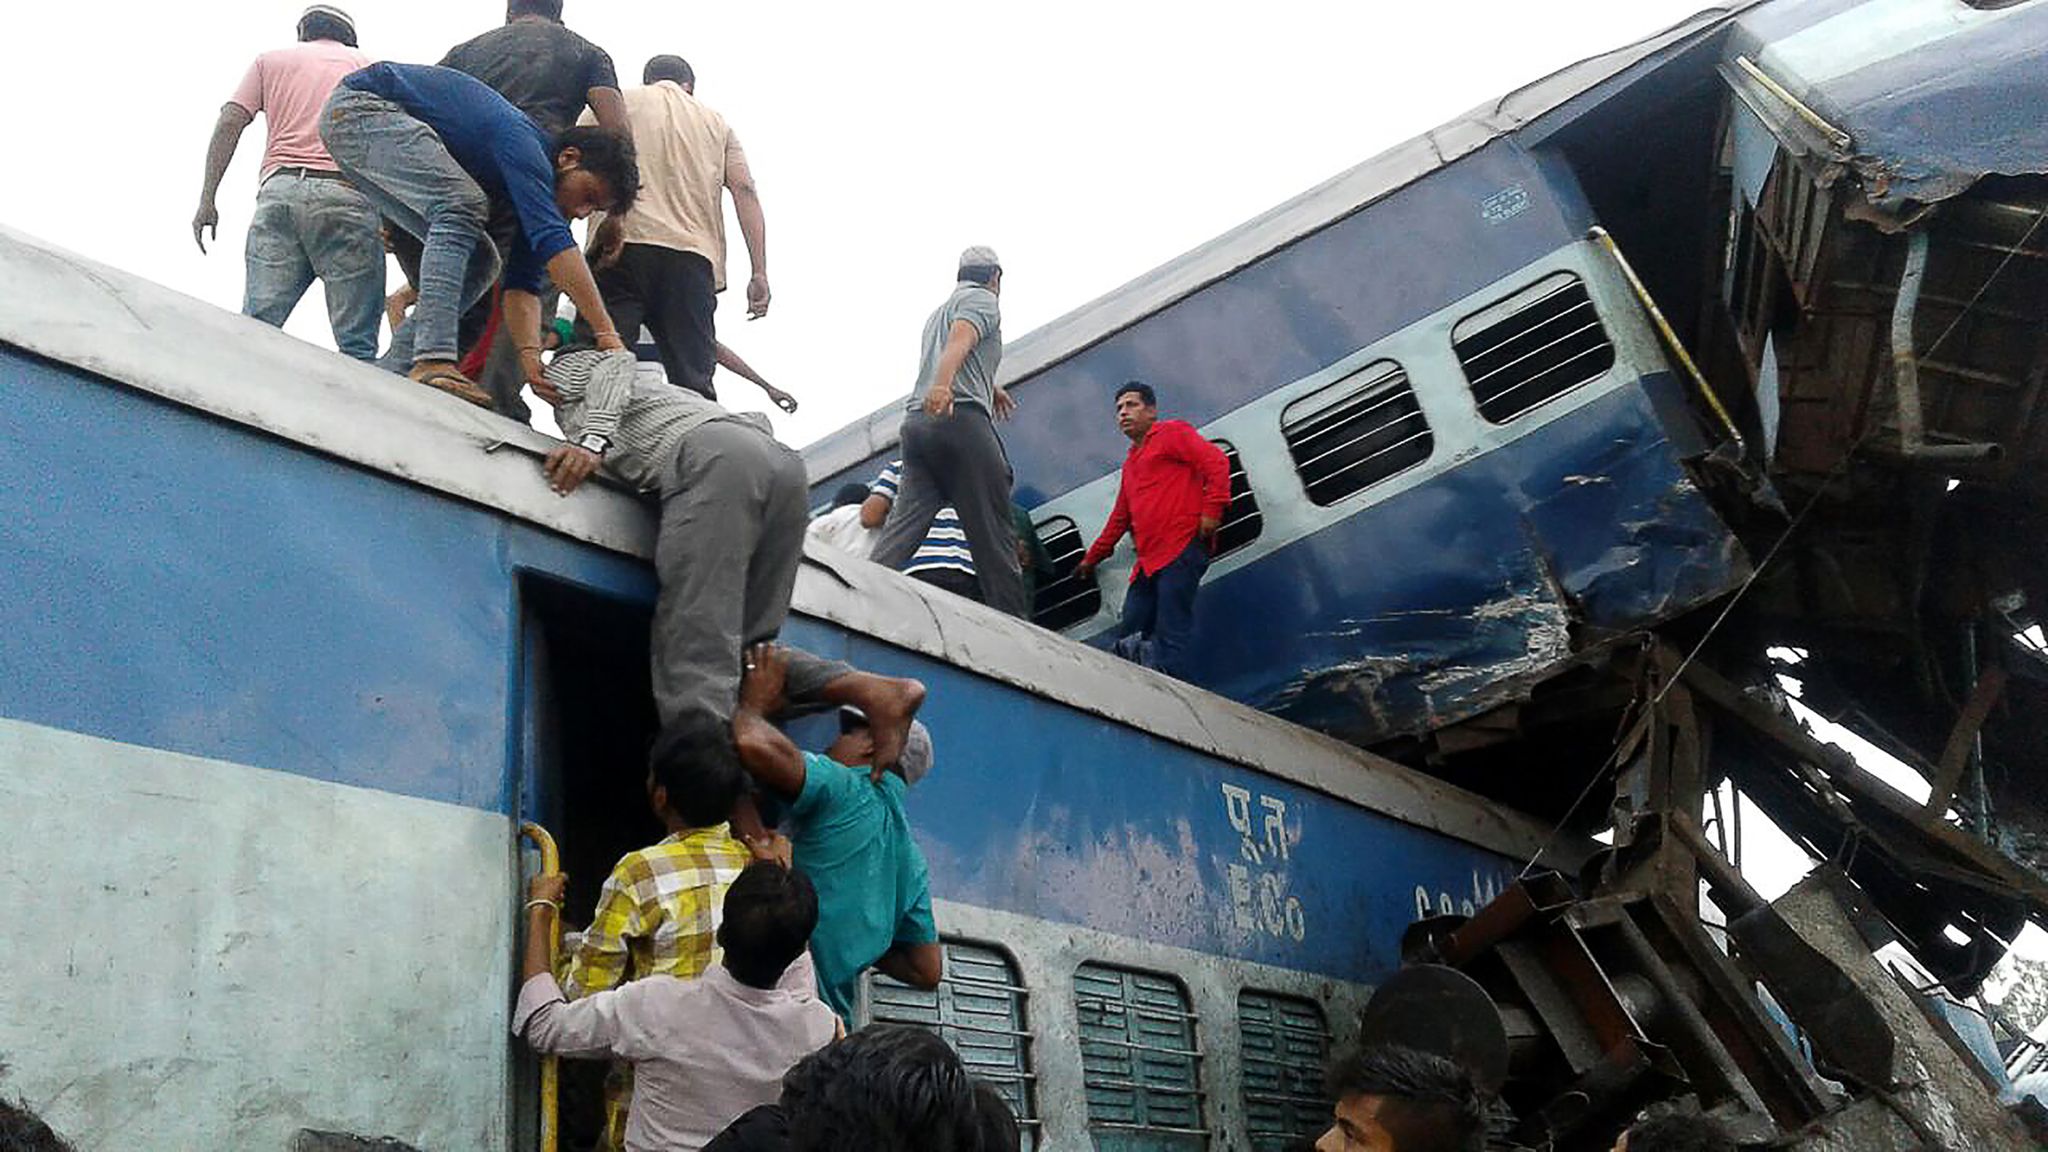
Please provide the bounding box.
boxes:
[518,821,562,1152]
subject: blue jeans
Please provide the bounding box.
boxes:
[1113,540,1209,679]
[242,171,385,361]
[319,87,500,369]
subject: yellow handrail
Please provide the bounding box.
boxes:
[1588,226,1747,455]
[518,821,561,1152]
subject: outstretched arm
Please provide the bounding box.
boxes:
[194,103,253,253]
[874,943,943,990]
[717,342,796,414]
[733,643,808,800]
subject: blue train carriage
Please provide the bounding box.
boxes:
[805,7,1768,756]
[0,226,1574,1150]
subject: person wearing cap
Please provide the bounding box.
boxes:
[192,5,383,362]
[730,643,944,1024]
[577,54,770,402]
[870,247,1026,617]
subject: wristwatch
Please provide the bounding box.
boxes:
[577,433,611,456]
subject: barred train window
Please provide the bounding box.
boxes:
[866,941,1040,1148]
[1207,439,1262,559]
[1279,360,1433,506]
[1029,515,1103,631]
[1074,962,1206,1149]
[1452,272,1615,423]
[1238,990,1332,1150]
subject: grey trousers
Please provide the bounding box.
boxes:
[872,407,1027,616]
[652,418,851,726]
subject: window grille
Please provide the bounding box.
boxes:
[1208,440,1262,559]
[1239,990,1332,1150]
[867,941,1039,1148]
[1452,272,1615,423]
[1279,360,1432,505]
[1074,962,1206,1149]
[1030,515,1102,631]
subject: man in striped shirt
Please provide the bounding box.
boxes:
[863,461,1055,606]
[530,347,925,764]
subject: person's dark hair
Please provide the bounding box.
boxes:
[1325,1045,1485,1152]
[296,10,358,47]
[507,0,564,20]
[645,55,696,87]
[1115,381,1156,408]
[970,1082,1021,1152]
[555,125,641,214]
[1622,1113,1733,1152]
[957,264,999,287]
[648,711,746,829]
[832,483,869,510]
[0,1097,76,1152]
[780,1025,980,1152]
[718,862,818,989]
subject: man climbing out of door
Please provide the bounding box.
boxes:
[728,643,944,1024]
[529,346,925,765]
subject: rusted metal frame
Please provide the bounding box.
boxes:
[1682,661,2048,911]
[1924,664,2009,824]
[1820,282,2040,328]
[1636,891,1836,1124]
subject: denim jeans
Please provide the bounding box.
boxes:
[242,171,385,361]
[1114,540,1210,679]
[319,87,500,369]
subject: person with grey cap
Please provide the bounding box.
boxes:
[730,643,944,1024]
[870,247,1028,617]
[193,5,384,361]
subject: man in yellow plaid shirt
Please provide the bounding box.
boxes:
[562,720,764,1149]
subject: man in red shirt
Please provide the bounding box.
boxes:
[1076,382,1232,678]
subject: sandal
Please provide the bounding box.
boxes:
[408,362,493,409]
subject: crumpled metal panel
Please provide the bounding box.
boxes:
[1736,0,2048,214]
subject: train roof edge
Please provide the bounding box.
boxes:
[0,222,1575,869]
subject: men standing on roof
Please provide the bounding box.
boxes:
[870,248,1026,616]
[319,62,637,406]
[730,643,944,1024]
[528,346,924,759]
[1076,382,1231,679]
[578,55,770,402]
[192,6,383,362]
[436,0,628,418]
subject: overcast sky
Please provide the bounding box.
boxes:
[0,0,1719,445]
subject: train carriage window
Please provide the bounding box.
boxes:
[1073,962,1207,1149]
[1238,990,1332,1151]
[1452,272,1616,423]
[1031,515,1103,631]
[1279,360,1433,506]
[1207,440,1262,559]
[866,940,1040,1148]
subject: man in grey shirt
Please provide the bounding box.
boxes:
[869,247,1027,617]
[531,347,926,766]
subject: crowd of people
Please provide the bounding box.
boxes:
[153,5,1756,1151]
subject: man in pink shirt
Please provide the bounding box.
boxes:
[192,5,384,361]
[517,861,839,1152]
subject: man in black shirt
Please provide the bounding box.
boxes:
[439,0,626,137]
[408,0,632,420]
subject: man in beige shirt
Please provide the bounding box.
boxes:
[584,55,767,401]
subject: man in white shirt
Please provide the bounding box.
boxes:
[805,484,878,560]
[517,861,838,1152]
[583,55,768,400]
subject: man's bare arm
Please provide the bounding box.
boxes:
[874,942,943,990]
[194,103,254,253]
[733,644,808,800]
[726,151,769,319]
[716,343,797,413]
[584,86,630,138]
[543,248,626,351]
[921,320,981,417]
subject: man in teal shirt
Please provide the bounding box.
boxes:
[731,643,942,1021]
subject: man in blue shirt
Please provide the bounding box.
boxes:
[729,643,943,1023]
[320,61,637,411]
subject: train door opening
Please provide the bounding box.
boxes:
[517,574,666,1151]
